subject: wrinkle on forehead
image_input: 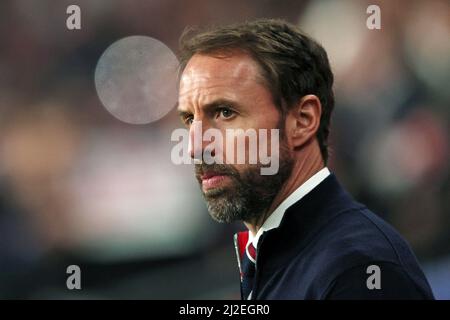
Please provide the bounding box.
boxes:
[178,53,263,102]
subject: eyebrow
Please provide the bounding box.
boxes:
[177,98,243,118]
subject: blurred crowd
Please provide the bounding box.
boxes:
[0,0,448,299]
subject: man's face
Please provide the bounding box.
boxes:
[178,52,293,223]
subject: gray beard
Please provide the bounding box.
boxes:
[197,151,293,224]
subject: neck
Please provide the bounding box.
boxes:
[244,144,325,236]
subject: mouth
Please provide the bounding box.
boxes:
[200,171,231,191]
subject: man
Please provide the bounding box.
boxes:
[176,19,434,299]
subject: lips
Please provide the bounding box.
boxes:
[200,171,222,180]
[200,171,230,190]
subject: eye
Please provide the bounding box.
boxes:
[183,115,194,126]
[217,107,235,119]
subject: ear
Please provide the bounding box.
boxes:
[286,94,322,148]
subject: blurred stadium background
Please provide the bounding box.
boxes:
[0,0,448,299]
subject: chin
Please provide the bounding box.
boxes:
[203,186,229,198]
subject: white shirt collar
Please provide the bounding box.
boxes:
[248,167,330,249]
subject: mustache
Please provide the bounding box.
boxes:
[195,163,240,179]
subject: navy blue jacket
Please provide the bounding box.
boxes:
[234,174,434,299]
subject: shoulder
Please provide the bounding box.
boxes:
[318,207,409,264]
[323,261,434,299]
[303,206,433,298]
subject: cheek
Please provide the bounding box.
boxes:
[217,123,285,164]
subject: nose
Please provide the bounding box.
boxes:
[188,120,216,162]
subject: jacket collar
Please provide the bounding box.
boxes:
[249,167,330,249]
[234,174,361,273]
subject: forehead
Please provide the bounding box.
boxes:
[178,52,265,103]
